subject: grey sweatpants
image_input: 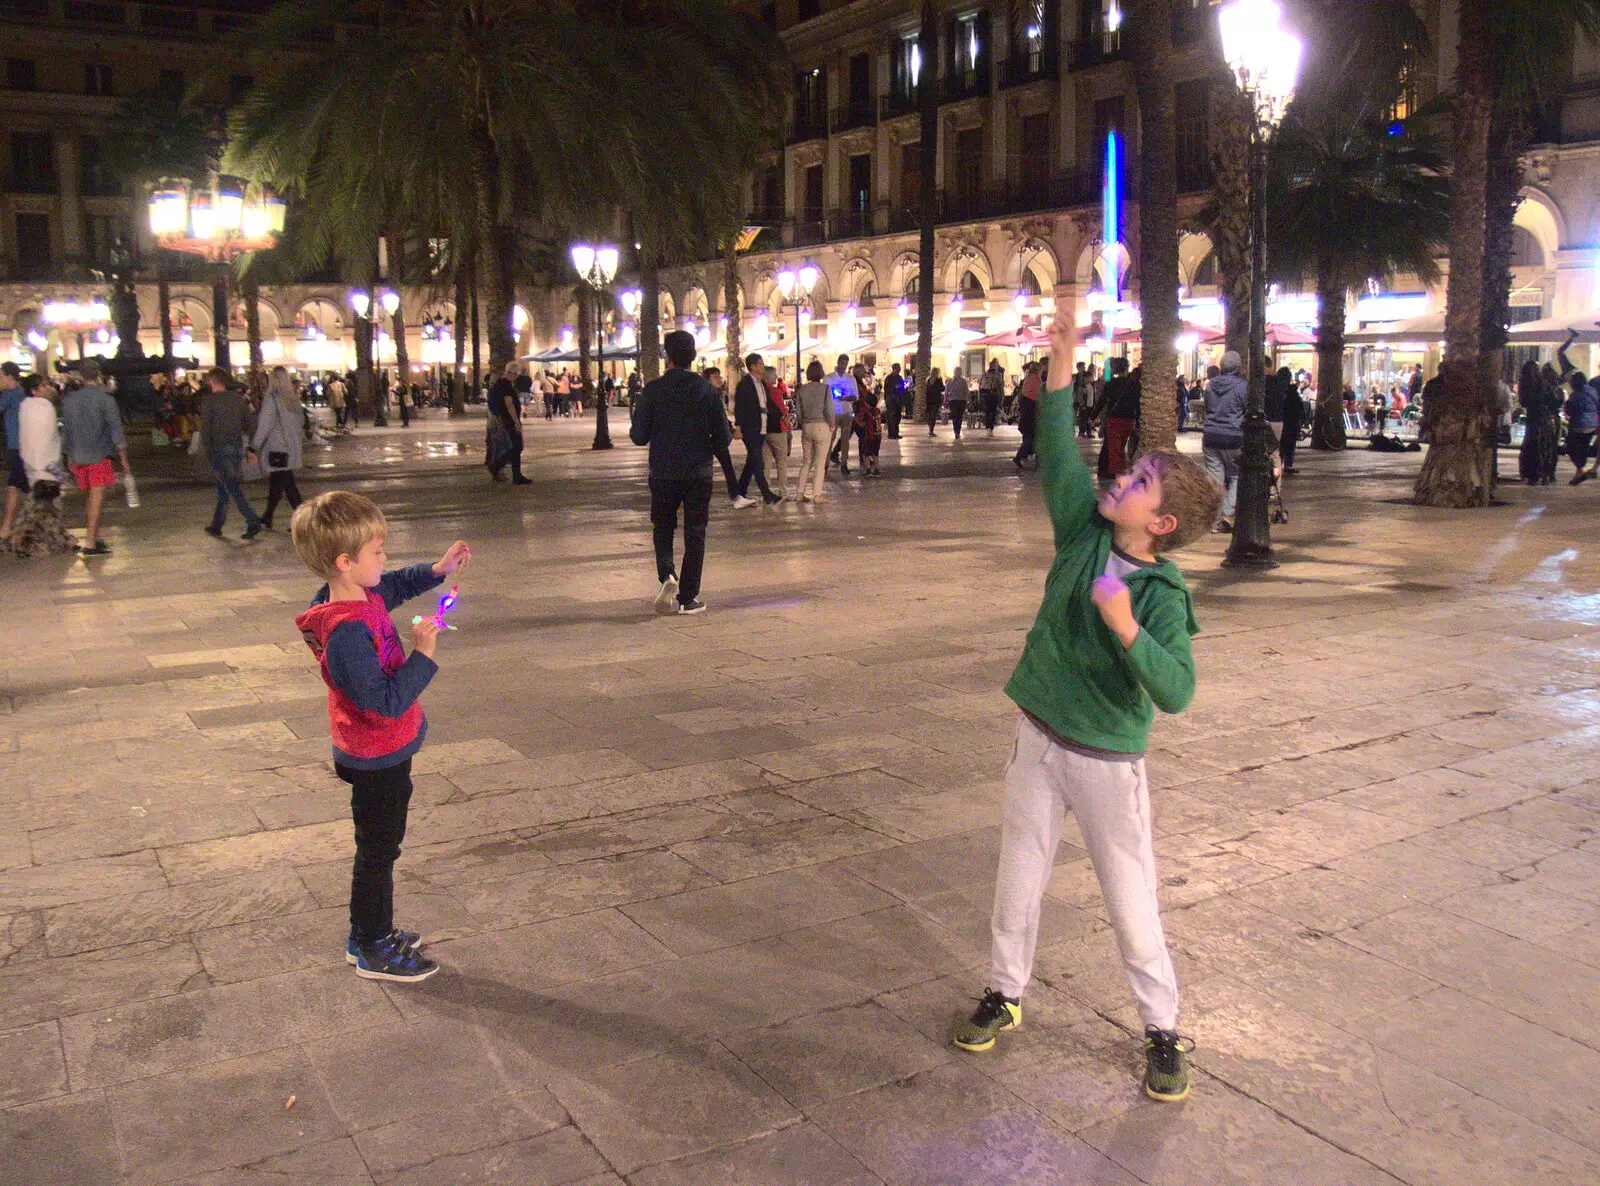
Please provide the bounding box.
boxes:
[989,714,1179,1030]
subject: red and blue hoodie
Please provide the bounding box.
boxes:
[294,564,444,770]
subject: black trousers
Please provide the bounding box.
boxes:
[650,475,713,604]
[336,758,414,942]
[1014,399,1038,463]
[1569,430,1596,472]
[263,469,302,525]
[981,394,1000,431]
[1279,424,1299,469]
[948,400,967,438]
[737,437,775,499]
[886,398,902,438]
[927,400,941,434]
[399,403,410,427]
[493,411,525,480]
[715,446,739,499]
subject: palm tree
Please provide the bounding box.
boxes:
[914,0,939,420]
[1127,0,1179,451]
[1268,121,1449,450]
[1206,85,1254,359]
[723,232,743,382]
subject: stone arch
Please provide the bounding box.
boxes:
[939,243,994,295]
[1008,238,1060,292]
[1177,231,1214,289]
[171,294,212,339]
[658,291,676,326]
[295,297,342,335]
[1513,189,1562,271]
[681,285,710,325]
[1075,238,1130,293]
[888,252,921,297]
[840,257,879,304]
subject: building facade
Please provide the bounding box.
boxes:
[662,0,1600,389]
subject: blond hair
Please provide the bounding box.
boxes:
[1147,450,1224,552]
[290,491,385,578]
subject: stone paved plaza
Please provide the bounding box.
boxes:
[3,413,1599,1185]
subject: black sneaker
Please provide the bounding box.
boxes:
[952,988,1021,1052]
[677,598,707,615]
[243,522,264,540]
[80,540,112,556]
[345,927,422,965]
[353,934,438,982]
[204,524,223,538]
[1143,1026,1194,1102]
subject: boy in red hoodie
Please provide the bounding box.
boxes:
[292,491,471,982]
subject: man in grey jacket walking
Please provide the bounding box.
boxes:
[1201,351,1248,532]
[59,360,129,556]
[200,367,263,540]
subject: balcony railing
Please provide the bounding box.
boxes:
[880,89,920,120]
[744,206,786,226]
[998,50,1058,89]
[794,218,826,246]
[788,111,828,144]
[828,208,875,239]
[1070,31,1124,68]
[942,68,990,103]
[830,98,876,134]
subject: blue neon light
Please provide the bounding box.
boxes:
[1102,130,1121,300]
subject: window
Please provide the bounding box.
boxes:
[847,153,872,213]
[6,58,36,91]
[758,165,783,219]
[84,63,113,95]
[959,271,986,301]
[802,164,824,222]
[948,11,991,93]
[1093,95,1125,177]
[1080,0,1123,54]
[891,33,923,103]
[229,74,254,103]
[1175,78,1211,190]
[80,134,120,196]
[848,52,871,107]
[1013,0,1052,67]
[10,132,55,192]
[900,140,921,208]
[1387,57,1418,124]
[159,69,186,98]
[794,67,826,129]
[953,126,985,212]
[14,212,51,277]
[1019,112,1050,193]
[87,213,127,264]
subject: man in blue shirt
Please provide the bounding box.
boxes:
[0,362,25,540]
[825,354,860,476]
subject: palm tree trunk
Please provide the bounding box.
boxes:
[390,238,410,392]
[470,125,517,375]
[1311,256,1348,450]
[470,273,481,403]
[242,268,263,377]
[158,274,174,387]
[1481,107,1526,397]
[639,247,661,384]
[1131,0,1178,452]
[452,261,468,415]
[1414,0,1494,508]
[1208,86,1253,359]
[913,0,938,420]
[353,307,374,419]
[723,235,742,380]
[211,274,231,372]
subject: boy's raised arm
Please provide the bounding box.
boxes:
[1038,317,1100,549]
[377,563,445,611]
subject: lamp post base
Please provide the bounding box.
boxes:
[1223,411,1278,570]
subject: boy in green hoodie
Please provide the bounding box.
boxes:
[953,316,1221,1103]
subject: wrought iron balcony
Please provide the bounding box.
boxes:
[830,99,877,134]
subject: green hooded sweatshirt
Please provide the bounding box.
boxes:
[1003,384,1201,754]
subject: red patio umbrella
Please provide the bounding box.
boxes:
[1202,324,1316,347]
[968,325,1050,350]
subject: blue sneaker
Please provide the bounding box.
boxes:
[346,927,422,965]
[353,935,438,983]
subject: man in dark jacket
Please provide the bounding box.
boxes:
[883,363,906,438]
[631,330,733,615]
[1202,350,1248,530]
[1093,357,1141,480]
[733,353,779,505]
[487,363,530,485]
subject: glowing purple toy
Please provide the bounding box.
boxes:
[412,584,459,631]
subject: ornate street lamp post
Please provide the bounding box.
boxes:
[1218,0,1301,569]
[147,177,284,374]
[775,263,820,385]
[571,242,620,450]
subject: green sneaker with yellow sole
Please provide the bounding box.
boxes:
[953,989,1021,1052]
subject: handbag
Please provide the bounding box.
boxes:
[267,451,289,469]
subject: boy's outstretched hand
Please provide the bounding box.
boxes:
[1091,574,1140,650]
[411,617,440,659]
[433,540,471,577]
[1047,314,1077,378]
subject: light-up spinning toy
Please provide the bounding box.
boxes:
[413,585,459,631]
